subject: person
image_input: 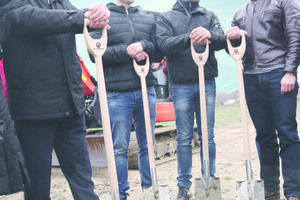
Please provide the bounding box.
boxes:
[90,0,162,199]
[1,0,110,200]
[226,0,300,199]
[156,0,226,199]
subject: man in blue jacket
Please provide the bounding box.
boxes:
[226,0,300,199]
[90,0,162,199]
[1,0,110,199]
[156,0,226,199]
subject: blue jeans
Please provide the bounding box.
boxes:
[171,80,216,189]
[107,87,156,199]
[244,68,300,198]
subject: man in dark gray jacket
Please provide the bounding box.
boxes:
[227,0,300,199]
[90,0,162,199]
[156,0,226,199]
[1,0,110,199]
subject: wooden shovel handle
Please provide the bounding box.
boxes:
[133,59,159,197]
[83,19,120,200]
[227,31,251,161]
[83,18,107,59]
[191,40,210,161]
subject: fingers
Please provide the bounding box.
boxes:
[127,43,143,58]
[85,2,110,29]
[88,19,109,29]
[134,52,148,62]
[88,2,110,22]
[226,26,248,40]
[190,27,211,45]
[280,72,296,94]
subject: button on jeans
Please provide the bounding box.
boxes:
[107,87,156,199]
[171,80,216,189]
[244,68,300,198]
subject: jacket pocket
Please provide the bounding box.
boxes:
[235,16,246,30]
[0,120,5,144]
[260,10,282,24]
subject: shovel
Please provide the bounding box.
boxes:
[83,19,120,200]
[191,40,222,199]
[227,31,264,200]
[133,58,170,200]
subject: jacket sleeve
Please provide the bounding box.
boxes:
[156,15,191,55]
[4,1,86,37]
[282,0,300,74]
[141,22,164,63]
[208,13,226,51]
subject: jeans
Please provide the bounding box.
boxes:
[107,86,156,199]
[15,115,98,200]
[171,80,216,189]
[244,68,300,198]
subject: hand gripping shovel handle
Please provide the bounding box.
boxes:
[191,40,210,177]
[83,19,120,200]
[227,31,253,180]
[133,58,160,199]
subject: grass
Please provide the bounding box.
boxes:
[156,103,248,129]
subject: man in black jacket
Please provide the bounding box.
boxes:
[90,0,161,199]
[156,0,226,199]
[226,0,300,199]
[1,0,110,199]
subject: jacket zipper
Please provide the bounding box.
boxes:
[251,1,256,65]
[126,9,136,42]
[261,10,281,18]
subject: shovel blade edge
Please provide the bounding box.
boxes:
[195,177,222,200]
[236,180,265,200]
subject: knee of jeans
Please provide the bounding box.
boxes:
[177,135,193,146]
[114,143,129,156]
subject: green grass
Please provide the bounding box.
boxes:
[156,103,247,129]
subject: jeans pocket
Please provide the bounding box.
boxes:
[147,87,156,96]
[106,91,118,98]
[0,120,5,144]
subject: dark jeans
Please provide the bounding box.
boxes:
[15,115,99,200]
[244,68,300,198]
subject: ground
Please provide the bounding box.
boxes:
[49,117,288,200]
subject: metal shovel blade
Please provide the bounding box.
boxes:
[143,185,170,200]
[236,179,264,200]
[195,177,222,200]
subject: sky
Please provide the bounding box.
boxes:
[70,0,300,93]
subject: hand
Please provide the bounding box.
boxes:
[127,42,143,58]
[190,27,211,45]
[280,72,296,94]
[226,26,248,40]
[134,52,148,62]
[84,2,111,29]
[152,63,160,70]
[88,2,110,22]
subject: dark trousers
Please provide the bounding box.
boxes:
[244,68,300,198]
[15,115,99,200]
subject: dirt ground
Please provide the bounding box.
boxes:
[49,118,289,200]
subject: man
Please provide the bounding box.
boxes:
[156,0,226,199]
[226,0,300,199]
[1,0,110,199]
[90,0,162,199]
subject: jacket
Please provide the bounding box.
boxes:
[0,79,29,195]
[156,1,226,83]
[3,0,87,121]
[232,0,300,74]
[91,3,160,92]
